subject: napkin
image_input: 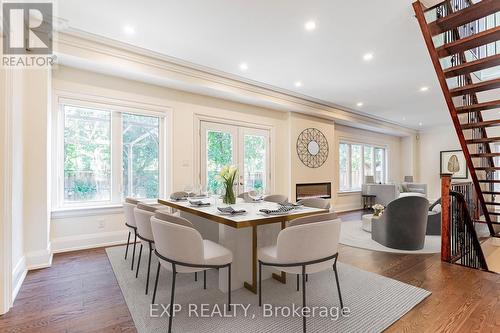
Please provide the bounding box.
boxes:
[259,206,294,215]
[188,199,210,207]
[217,206,246,215]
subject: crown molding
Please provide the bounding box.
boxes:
[54,29,416,136]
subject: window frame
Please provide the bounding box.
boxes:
[338,140,388,193]
[52,92,172,212]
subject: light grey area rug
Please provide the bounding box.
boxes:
[340,220,441,254]
[106,245,430,333]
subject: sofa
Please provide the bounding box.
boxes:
[371,196,429,250]
[362,183,427,206]
[426,199,441,235]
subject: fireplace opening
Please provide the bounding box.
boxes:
[296,182,332,201]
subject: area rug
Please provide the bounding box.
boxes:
[106,245,431,333]
[340,220,441,254]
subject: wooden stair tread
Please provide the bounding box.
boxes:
[475,167,500,171]
[479,180,500,183]
[445,54,500,78]
[485,202,500,206]
[461,119,500,129]
[428,0,500,36]
[436,26,500,57]
[466,136,500,144]
[470,152,500,157]
[482,191,500,195]
[450,77,500,96]
[457,99,500,113]
[475,219,500,225]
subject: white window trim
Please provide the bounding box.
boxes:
[338,139,388,194]
[51,90,173,215]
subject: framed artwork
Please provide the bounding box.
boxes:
[440,150,468,179]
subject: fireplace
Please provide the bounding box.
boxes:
[296,182,332,201]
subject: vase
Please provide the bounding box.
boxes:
[223,184,236,205]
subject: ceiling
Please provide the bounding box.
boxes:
[55,0,451,129]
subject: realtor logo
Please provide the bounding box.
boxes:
[3,2,53,54]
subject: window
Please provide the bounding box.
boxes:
[339,142,387,192]
[58,101,166,208]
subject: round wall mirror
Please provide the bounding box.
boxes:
[307,140,320,155]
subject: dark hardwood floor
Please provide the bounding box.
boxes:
[0,210,498,332]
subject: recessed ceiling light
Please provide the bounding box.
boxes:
[419,122,423,126]
[356,102,364,107]
[363,53,374,61]
[305,21,316,31]
[420,86,429,92]
[402,117,406,121]
[123,25,135,35]
[295,81,302,87]
[239,62,248,71]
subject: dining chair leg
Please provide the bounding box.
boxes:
[333,261,344,310]
[296,274,299,291]
[146,243,153,295]
[124,230,131,260]
[168,265,177,333]
[203,270,207,290]
[136,244,143,278]
[258,261,262,307]
[195,272,197,281]
[227,264,232,312]
[152,262,160,304]
[131,229,137,270]
[302,265,307,333]
[306,274,308,282]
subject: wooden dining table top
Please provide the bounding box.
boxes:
[157,198,328,229]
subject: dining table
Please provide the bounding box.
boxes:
[157,197,328,294]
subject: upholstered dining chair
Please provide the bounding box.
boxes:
[258,213,343,332]
[133,203,157,294]
[151,214,233,333]
[297,197,331,210]
[123,197,140,270]
[263,194,288,203]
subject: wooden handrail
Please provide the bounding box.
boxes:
[441,174,452,262]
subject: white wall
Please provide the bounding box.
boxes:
[333,124,405,211]
[418,124,469,200]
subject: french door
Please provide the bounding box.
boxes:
[200,121,270,195]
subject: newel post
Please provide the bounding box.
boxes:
[441,174,452,262]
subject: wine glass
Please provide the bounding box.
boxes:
[184,185,193,197]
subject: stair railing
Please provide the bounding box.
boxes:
[441,174,489,270]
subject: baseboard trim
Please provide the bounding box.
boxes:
[25,244,53,270]
[52,230,129,254]
[11,256,27,302]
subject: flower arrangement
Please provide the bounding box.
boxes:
[219,166,238,204]
[372,204,385,217]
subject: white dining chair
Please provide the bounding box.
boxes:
[258,212,343,333]
[297,197,331,210]
[151,214,233,333]
[123,197,140,270]
[134,203,157,294]
[263,194,288,203]
[237,190,257,199]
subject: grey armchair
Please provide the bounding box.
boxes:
[427,199,441,235]
[371,196,429,250]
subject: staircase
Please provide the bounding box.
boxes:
[413,0,500,238]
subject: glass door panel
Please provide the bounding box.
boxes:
[201,122,237,194]
[241,128,270,195]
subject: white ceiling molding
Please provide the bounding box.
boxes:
[54,29,416,137]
